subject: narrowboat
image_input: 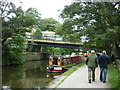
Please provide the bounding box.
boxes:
[47,65,67,73]
[47,55,67,73]
[47,54,84,73]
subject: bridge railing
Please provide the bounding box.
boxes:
[26,35,69,42]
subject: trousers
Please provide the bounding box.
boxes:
[88,67,96,80]
[100,67,107,82]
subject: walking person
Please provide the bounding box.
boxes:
[86,50,98,83]
[99,50,110,83]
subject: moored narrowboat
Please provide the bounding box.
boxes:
[47,54,84,73]
[47,65,67,73]
[47,55,67,73]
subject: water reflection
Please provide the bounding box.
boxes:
[2,60,54,88]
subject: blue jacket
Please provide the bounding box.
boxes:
[99,54,110,68]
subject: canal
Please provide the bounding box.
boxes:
[2,60,56,88]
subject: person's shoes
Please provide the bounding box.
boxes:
[103,81,106,83]
[89,79,91,83]
[92,79,95,82]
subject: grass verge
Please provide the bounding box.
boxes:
[63,61,85,76]
[108,64,120,89]
[55,61,85,88]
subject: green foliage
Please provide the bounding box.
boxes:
[41,46,54,53]
[63,61,85,76]
[41,46,76,56]
[39,18,59,31]
[41,47,62,55]
[10,35,25,64]
[65,63,76,69]
[2,43,25,65]
[55,23,63,35]
[63,66,78,76]
[53,48,61,55]
[2,1,42,65]
[60,2,120,54]
[33,28,42,39]
[108,64,119,89]
[2,30,27,65]
[2,0,42,43]
[60,48,73,55]
[25,8,41,27]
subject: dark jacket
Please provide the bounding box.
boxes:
[99,54,110,68]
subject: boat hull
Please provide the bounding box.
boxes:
[47,69,63,73]
[47,65,67,73]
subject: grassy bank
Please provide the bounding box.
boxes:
[108,64,120,89]
[63,61,85,76]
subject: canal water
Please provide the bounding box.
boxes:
[2,60,56,88]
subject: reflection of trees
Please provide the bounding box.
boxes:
[24,60,48,71]
[2,60,52,88]
[25,67,47,78]
[2,65,25,84]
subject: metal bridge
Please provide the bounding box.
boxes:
[26,35,83,48]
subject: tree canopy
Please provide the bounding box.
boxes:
[60,2,120,54]
[2,1,41,45]
[1,0,42,65]
[1,0,64,65]
[38,18,60,32]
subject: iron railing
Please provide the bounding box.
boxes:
[26,35,68,41]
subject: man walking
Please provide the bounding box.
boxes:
[99,50,110,83]
[86,50,98,83]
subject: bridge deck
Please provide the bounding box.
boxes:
[7,38,83,48]
[26,39,83,45]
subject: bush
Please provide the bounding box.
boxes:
[2,35,26,65]
[2,44,25,65]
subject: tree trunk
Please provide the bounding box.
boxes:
[105,42,116,64]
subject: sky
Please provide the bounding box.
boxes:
[10,0,73,23]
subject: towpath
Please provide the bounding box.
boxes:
[57,65,110,88]
[46,64,111,89]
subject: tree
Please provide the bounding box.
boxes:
[54,23,63,35]
[38,18,59,31]
[33,28,42,39]
[2,5,41,45]
[60,2,120,55]
[1,0,42,65]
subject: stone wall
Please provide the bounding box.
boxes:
[24,52,50,61]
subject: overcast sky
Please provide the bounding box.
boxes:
[10,0,73,23]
